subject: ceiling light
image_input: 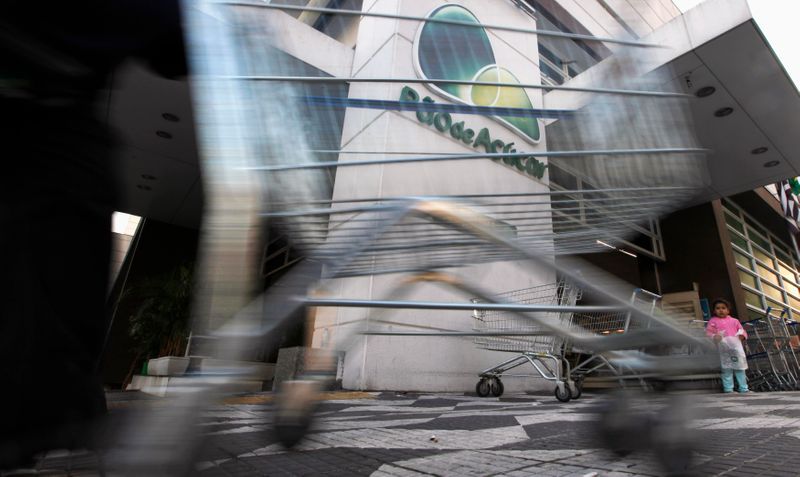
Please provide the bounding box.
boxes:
[714,107,733,117]
[141,174,157,180]
[764,160,780,168]
[596,240,616,250]
[156,130,172,139]
[136,184,152,191]
[162,113,180,122]
[751,147,768,155]
[695,86,716,98]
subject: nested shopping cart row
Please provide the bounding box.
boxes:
[471,283,673,402]
[744,308,800,392]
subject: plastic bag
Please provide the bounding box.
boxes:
[718,335,748,370]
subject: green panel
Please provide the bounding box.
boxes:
[776,248,792,266]
[748,228,772,251]
[744,216,767,238]
[730,234,748,250]
[416,4,540,143]
[721,198,738,214]
[774,239,791,254]
[472,66,540,142]
[724,213,745,235]
[417,5,494,99]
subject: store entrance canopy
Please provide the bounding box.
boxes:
[546,0,800,204]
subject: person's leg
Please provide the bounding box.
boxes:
[734,369,749,392]
[0,107,113,467]
[720,368,734,393]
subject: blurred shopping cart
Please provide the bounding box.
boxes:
[567,288,660,387]
[106,0,719,473]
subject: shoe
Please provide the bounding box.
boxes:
[722,390,734,394]
[737,390,752,394]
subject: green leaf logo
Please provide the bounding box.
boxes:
[413,4,541,144]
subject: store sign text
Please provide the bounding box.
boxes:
[400,86,547,180]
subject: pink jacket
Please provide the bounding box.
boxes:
[706,316,747,339]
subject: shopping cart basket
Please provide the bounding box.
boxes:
[567,288,660,384]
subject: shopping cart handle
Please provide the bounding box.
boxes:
[633,288,662,299]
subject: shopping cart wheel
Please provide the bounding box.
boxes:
[476,378,491,397]
[490,378,504,397]
[569,380,582,400]
[554,383,571,402]
[652,397,695,474]
[596,393,648,457]
[274,380,321,448]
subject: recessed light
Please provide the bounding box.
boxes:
[141,174,157,180]
[763,160,780,168]
[714,107,734,117]
[136,184,152,191]
[696,86,716,98]
[162,113,180,122]
[156,130,172,139]
[751,147,769,155]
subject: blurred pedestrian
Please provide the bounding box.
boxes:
[0,1,185,469]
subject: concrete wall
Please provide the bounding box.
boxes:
[311,0,558,393]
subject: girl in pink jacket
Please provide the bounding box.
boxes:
[705,298,749,393]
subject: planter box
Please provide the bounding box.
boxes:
[147,356,190,376]
[195,358,275,381]
[127,374,263,397]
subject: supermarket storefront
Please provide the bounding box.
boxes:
[104,0,800,393]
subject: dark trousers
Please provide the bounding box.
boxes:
[0,104,114,465]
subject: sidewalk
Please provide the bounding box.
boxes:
[31,390,800,476]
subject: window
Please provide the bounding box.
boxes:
[724,198,800,320]
[733,250,752,270]
[738,270,757,288]
[730,233,748,251]
[725,213,745,235]
[528,0,610,86]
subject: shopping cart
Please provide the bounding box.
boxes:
[471,281,582,401]
[745,307,800,391]
[106,1,718,473]
[567,288,661,386]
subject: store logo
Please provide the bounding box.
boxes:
[413,4,541,144]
